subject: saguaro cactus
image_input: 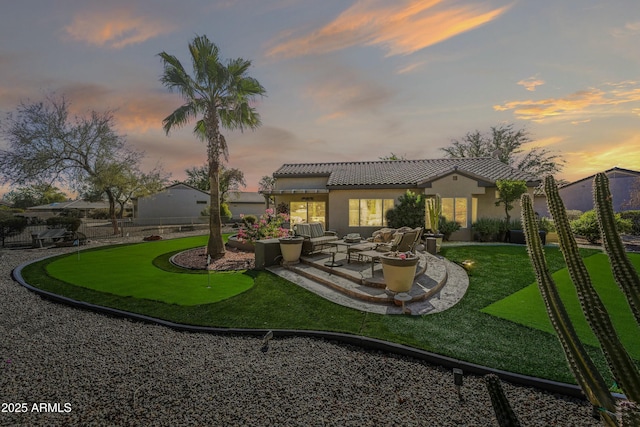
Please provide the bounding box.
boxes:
[520,173,640,425]
[485,374,521,427]
[594,173,640,326]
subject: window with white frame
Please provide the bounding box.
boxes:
[348,199,395,227]
[442,197,468,228]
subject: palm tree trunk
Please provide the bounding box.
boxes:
[207,138,226,260]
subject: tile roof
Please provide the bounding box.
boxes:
[273,158,540,187]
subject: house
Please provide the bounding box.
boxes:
[551,167,640,215]
[135,183,266,225]
[135,183,209,225]
[25,200,112,220]
[226,191,266,220]
[268,158,540,241]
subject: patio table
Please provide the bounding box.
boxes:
[323,239,367,267]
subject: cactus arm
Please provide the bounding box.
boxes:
[485,374,521,427]
[544,176,640,402]
[594,172,640,326]
[521,194,618,425]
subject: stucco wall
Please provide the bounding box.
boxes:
[137,185,209,224]
[559,171,640,213]
[329,188,408,237]
[227,202,265,220]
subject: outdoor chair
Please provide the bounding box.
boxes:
[293,222,338,254]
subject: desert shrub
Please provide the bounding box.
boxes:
[570,210,631,243]
[472,218,505,242]
[438,218,460,241]
[46,216,81,231]
[619,210,640,236]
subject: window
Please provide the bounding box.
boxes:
[290,201,326,227]
[349,199,394,227]
[442,197,468,228]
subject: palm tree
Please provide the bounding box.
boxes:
[158,35,266,259]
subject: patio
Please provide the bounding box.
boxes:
[267,248,469,316]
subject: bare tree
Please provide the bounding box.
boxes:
[0,95,155,234]
[442,124,565,177]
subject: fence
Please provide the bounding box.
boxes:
[2,217,213,248]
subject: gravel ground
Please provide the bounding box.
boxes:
[0,237,602,426]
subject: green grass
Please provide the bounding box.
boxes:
[482,252,640,359]
[42,235,254,305]
[20,241,638,385]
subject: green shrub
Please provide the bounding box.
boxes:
[472,218,505,242]
[620,210,640,236]
[570,210,632,243]
[0,212,28,247]
[538,217,555,232]
[385,190,425,229]
[242,214,258,225]
[438,218,460,241]
[89,208,110,219]
[46,216,81,231]
[565,210,583,221]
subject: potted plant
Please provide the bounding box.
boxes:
[379,251,419,293]
[279,236,304,264]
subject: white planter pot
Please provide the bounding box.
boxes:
[380,254,419,293]
[279,237,304,264]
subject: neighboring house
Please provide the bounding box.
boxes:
[553,167,640,214]
[269,158,540,241]
[226,191,265,220]
[135,183,210,225]
[26,200,112,219]
[135,183,265,225]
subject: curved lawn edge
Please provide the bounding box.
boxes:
[12,256,622,402]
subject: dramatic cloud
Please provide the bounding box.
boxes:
[64,8,176,48]
[564,135,640,181]
[518,76,545,92]
[494,81,640,122]
[267,0,510,58]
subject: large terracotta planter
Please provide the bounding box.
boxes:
[279,236,304,264]
[380,253,419,293]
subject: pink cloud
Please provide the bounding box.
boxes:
[267,0,510,58]
[494,81,640,122]
[64,7,176,48]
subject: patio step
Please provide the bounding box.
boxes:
[271,251,449,305]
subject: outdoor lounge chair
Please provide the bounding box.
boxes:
[351,227,423,275]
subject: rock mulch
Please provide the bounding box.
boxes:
[0,239,602,426]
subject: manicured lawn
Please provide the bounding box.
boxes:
[20,241,638,384]
[482,252,640,359]
[43,235,254,305]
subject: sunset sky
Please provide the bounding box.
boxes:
[1,0,639,196]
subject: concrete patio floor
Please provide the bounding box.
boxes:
[267,249,469,316]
